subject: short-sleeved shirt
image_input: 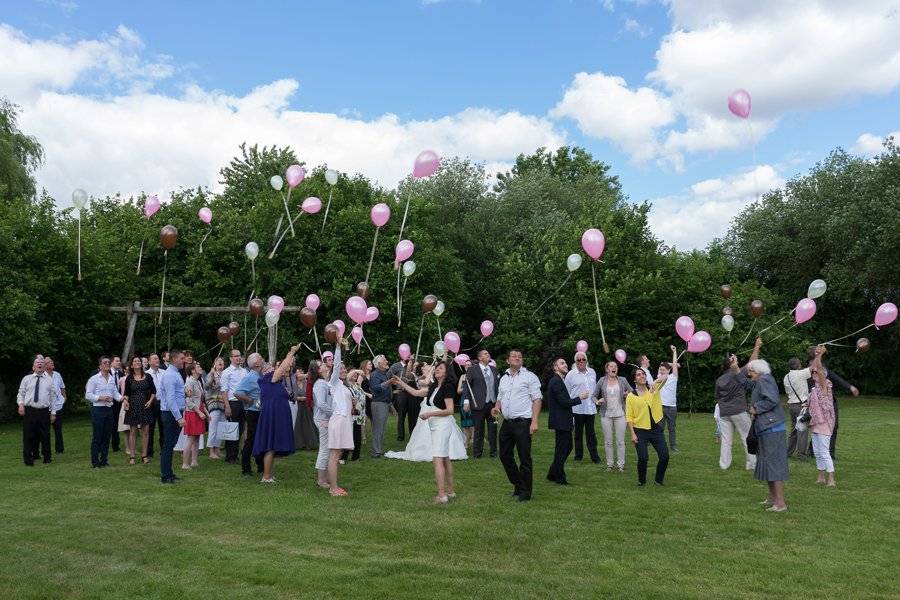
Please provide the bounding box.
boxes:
[660,374,678,408]
[234,371,262,412]
[498,367,542,419]
[715,371,749,417]
[783,368,811,404]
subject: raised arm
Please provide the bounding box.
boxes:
[272,344,300,383]
[670,345,679,376]
[329,342,344,389]
[811,346,828,389]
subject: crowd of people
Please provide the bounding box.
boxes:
[15,335,856,510]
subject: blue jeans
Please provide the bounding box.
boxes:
[160,412,179,482]
[90,406,113,467]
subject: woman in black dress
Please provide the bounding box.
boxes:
[122,356,157,464]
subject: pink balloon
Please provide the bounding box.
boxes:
[412,150,440,179]
[198,207,212,224]
[334,320,346,338]
[576,340,588,353]
[488,359,496,368]
[454,353,470,367]
[687,331,712,353]
[728,89,751,119]
[267,295,285,314]
[794,298,817,325]
[398,343,412,361]
[443,331,461,354]
[371,203,391,228]
[480,320,494,338]
[144,195,161,218]
[301,197,322,214]
[614,349,626,364]
[395,239,415,262]
[365,306,379,323]
[305,294,320,311]
[285,164,305,188]
[351,326,363,345]
[675,316,695,343]
[581,228,606,261]
[875,302,898,327]
[345,295,368,325]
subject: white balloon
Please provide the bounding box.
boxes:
[72,188,88,210]
[433,341,446,356]
[265,309,280,328]
[402,260,416,277]
[433,300,445,317]
[245,241,259,261]
[270,175,284,191]
[566,253,582,272]
[325,169,338,185]
[721,315,735,332]
[807,279,827,299]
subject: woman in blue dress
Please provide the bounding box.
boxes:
[253,344,300,483]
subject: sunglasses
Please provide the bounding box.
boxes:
[576,358,587,363]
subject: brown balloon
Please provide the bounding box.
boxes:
[422,294,438,314]
[750,300,764,318]
[356,282,369,299]
[248,298,265,317]
[856,338,871,353]
[228,321,241,336]
[160,225,178,250]
[216,326,231,343]
[722,306,734,317]
[300,307,317,328]
[323,323,339,344]
[720,285,732,299]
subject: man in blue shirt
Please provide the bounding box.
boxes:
[158,350,186,484]
[234,352,264,476]
[369,355,393,458]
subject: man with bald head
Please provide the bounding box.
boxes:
[17,356,58,466]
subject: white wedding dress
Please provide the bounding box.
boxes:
[385,397,468,462]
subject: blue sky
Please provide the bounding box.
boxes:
[3,0,899,247]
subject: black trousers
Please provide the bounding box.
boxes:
[146,401,164,458]
[499,418,533,498]
[547,429,573,483]
[241,410,263,474]
[343,421,363,461]
[635,427,669,484]
[573,413,599,460]
[111,401,122,451]
[397,394,419,439]
[23,407,51,465]
[472,404,498,457]
[90,406,113,467]
[225,400,246,462]
[52,407,64,453]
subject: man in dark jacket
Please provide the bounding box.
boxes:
[546,358,586,485]
[460,349,500,458]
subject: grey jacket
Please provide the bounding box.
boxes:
[741,370,786,433]
[592,375,634,417]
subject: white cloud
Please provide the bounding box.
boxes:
[852,131,900,155]
[550,72,675,163]
[623,18,652,38]
[647,164,785,249]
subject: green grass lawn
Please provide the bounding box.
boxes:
[2,396,899,600]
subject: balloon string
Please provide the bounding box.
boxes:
[245,327,264,359]
[748,117,760,203]
[77,214,82,282]
[269,211,303,259]
[757,309,795,335]
[436,315,442,340]
[322,188,334,231]
[531,272,572,317]
[248,259,257,304]
[136,237,144,275]
[273,212,284,245]
[766,322,798,343]
[158,249,168,325]
[414,313,425,363]
[283,186,295,238]
[364,227,380,286]
[819,323,875,346]
[739,318,758,346]
[243,312,248,353]
[460,336,485,353]
[363,335,376,360]
[167,314,171,351]
[196,341,225,360]
[312,326,322,358]
[591,261,609,353]
[199,224,212,254]
[396,264,403,327]
[397,191,410,247]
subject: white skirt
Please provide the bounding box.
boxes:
[386,401,467,462]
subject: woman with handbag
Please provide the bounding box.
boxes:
[742,337,789,512]
[809,346,837,487]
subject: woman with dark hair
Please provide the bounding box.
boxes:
[593,360,634,472]
[121,355,156,465]
[625,346,674,486]
[293,364,318,451]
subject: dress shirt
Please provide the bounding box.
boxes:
[641,367,655,386]
[497,367,542,419]
[369,368,392,403]
[221,365,248,402]
[147,367,163,395]
[50,371,66,412]
[564,366,597,415]
[660,374,678,408]
[234,371,261,412]
[159,365,186,421]
[85,372,122,408]
[783,368,811,404]
[17,372,57,412]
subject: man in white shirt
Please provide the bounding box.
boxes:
[145,353,165,459]
[43,357,66,454]
[492,349,542,502]
[85,355,122,468]
[657,348,679,452]
[221,349,248,464]
[639,355,655,386]
[16,356,58,466]
[564,351,600,463]
[783,357,811,459]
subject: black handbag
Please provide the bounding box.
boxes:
[746,416,758,455]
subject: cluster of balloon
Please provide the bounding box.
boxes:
[216,320,242,353]
[582,228,610,353]
[533,253,583,316]
[72,189,89,281]
[718,285,735,333]
[157,225,178,324]
[395,239,415,326]
[269,195,322,259]
[364,203,391,285]
[135,193,161,275]
[676,316,712,354]
[266,295,284,328]
[345,295,377,353]
[198,206,213,254]
[818,301,896,351]
[321,168,339,229]
[397,150,440,256]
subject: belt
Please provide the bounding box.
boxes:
[506,417,531,422]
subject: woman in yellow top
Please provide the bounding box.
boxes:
[626,345,676,486]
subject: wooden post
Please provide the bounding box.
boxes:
[121,301,140,361]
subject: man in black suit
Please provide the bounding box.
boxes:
[547,358,586,485]
[461,349,499,458]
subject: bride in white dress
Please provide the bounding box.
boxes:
[385,362,467,503]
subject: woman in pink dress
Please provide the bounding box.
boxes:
[327,341,354,497]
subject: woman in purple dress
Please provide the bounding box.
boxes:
[252,344,299,483]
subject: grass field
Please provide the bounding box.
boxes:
[2,396,898,600]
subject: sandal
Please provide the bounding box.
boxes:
[329,487,348,497]
[141,456,150,464]
[128,455,136,465]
